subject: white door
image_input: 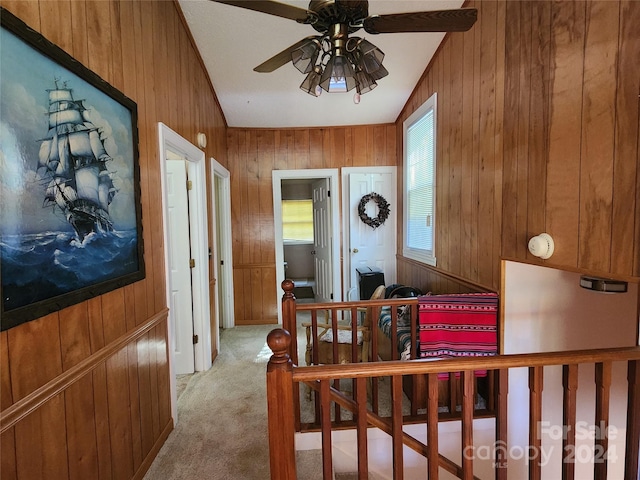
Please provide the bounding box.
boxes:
[312,178,332,303]
[166,158,195,374]
[348,171,397,299]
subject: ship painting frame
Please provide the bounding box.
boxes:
[0,8,145,331]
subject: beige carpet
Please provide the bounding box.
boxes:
[143,324,322,480]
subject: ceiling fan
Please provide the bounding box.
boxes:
[212,0,477,99]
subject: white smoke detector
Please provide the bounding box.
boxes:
[528,233,554,259]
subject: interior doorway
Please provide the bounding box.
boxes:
[158,123,212,422]
[209,158,234,334]
[272,169,341,323]
[341,166,397,301]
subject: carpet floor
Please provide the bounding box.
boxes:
[143,324,321,480]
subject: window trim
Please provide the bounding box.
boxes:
[402,92,437,266]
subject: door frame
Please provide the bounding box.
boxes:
[272,169,342,324]
[209,157,235,332]
[341,166,397,302]
[158,123,212,422]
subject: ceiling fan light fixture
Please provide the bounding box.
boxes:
[355,70,377,95]
[368,63,389,81]
[292,38,322,74]
[300,65,324,96]
[319,55,357,93]
[218,0,479,98]
[356,39,385,75]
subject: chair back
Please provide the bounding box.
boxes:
[363,285,386,328]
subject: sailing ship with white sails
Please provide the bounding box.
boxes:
[37,80,115,241]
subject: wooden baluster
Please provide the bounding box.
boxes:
[529,366,543,480]
[320,379,333,480]
[625,360,640,480]
[562,364,578,480]
[594,361,611,480]
[352,306,359,398]
[411,304,420,417]
[461,370,474,480]
[352,306,358,363]
[449,373,458,416]
[495,368,509,480]
[427,373,439,480]
[281,280,298,364]
[331,308,341,423]
[410,302,418,359]
[356,377,369,480]
[266,329,296,480]
[311,311,321,426]
[311,310,319,365]
[281,280,301,431]
[372,306,379,414]
[391,374,404,479]
[486,370,495,412]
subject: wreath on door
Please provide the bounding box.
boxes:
[358,192,390,229]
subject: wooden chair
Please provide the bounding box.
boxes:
[302,285,386,367]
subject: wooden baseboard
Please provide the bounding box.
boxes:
[235,319,278,325]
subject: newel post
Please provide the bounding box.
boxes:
[281,279,298,365]
[266,328,297,480]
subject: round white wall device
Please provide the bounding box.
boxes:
[196,132,207,149]
[528,233,554,259]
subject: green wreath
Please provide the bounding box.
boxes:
[358,192,390,229]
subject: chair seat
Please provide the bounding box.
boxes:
[319,329,363,345]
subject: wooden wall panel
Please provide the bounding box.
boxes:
[578,1,619,272]
[0,1,226,479]
[545,1,586,267]
[228,124,396,324]
[396,0,640,293]
[65,377,99,480]
[612,1,640,276]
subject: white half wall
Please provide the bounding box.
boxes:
[502,261,638,479]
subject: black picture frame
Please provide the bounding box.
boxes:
[0,8,145,331]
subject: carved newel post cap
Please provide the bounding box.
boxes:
[267,328,291,364]
[281,279,294,294]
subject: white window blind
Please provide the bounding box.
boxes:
[403,93,436,265]
[282,199,313,242]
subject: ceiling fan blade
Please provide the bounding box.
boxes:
[254,36,319,73]
[363,8,477,34]
[211,0,313,23]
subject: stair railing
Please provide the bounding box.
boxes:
[267,328,640,480]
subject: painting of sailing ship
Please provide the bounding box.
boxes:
[0,9,144,330]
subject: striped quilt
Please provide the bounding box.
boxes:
[418,293,498,379]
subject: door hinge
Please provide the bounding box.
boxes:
[193,334,199,344]
[189,258,195,268]
[330,293,333,300]
[187,180,193,191]
[327,190,330,197]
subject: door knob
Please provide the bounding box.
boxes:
[352,248,359,253]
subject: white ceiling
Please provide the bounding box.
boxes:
[178,0,464,128]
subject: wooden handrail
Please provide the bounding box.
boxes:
[291,346,640,382]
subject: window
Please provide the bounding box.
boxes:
[282,199,313,243]
[403,93,436,266]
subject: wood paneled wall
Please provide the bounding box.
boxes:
[227,126,396,324]
[397,0,640,293]
[0,1,227,479]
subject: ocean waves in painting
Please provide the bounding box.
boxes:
[1,230,139,311]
